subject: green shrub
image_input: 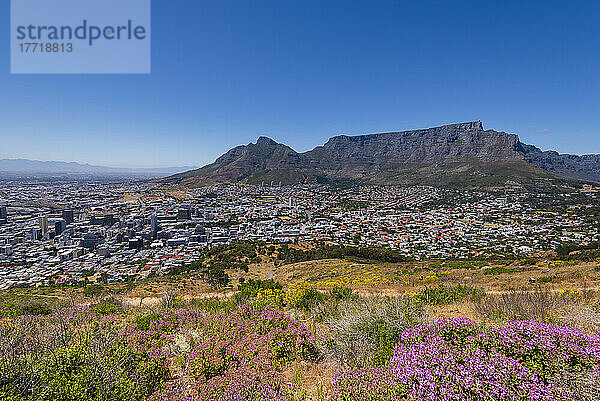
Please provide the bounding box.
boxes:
[329,285,357,301]
[235,278,283,301]
[21,302,53,316]
[26,343,168,401]
[188,296,235,312]
[0,300,54,318]
[286,282,325,310]
[90,298,124,315]
[133,313,162,331]
[415,285,484,305]
[83,284,105,297]
[0,312,169,401]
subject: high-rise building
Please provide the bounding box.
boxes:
[39,216,48,235]
[177,208,191,221]
[103,214,116,227]
[0,206,7,224]
[62,210,74,225]
[128,237,144,249]
[55,219,66,235]
[151,214,158,238]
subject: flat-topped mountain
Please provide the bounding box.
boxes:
[161,122,600,187]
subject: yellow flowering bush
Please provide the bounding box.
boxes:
[285,281,323,310]
[254,288,285,307]
[558,287,585,302]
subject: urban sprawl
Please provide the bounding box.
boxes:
[0,181,598,289]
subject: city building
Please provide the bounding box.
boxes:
[151,214,158,238]
[55,219,66,235]
[0,206,7,224]
[62,210,74,225]
[38,216,48,235]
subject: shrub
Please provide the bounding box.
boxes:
[234,279,284,307]
[0,309,170,401]
[84,284,105,297]
[150,366,291,401]
[161,292,185,309]
[323,296,424,367]
[0,296,56,318]
[254,287,286,308]
[329,285,357,301]
[415,285,484,305]
[285,282,324,310]
[90,297,124,315]
[133,312,163,331]
[188,296,235,313]
[149,305,318,401]
[538,275,554,284]
[331,367,405,401]
[473,287,593,323]
[332,318,600,400]
[483,266,517,275]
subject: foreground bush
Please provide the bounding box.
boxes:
[415,284,484,305]
[333,318,600,400]
[0,309,169,401]
[151,366,290,401]
[322,296,424,367]
[286,281,324,310]
[143,304,318,401]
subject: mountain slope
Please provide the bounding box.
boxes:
[162,122,599,187]
[161,136,308,186]
[517,143,600,183]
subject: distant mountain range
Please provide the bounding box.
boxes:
[0,159,195,178]
[160,121,600,188]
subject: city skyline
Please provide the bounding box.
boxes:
[2,0,600,168]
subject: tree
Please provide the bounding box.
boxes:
[205,268,230,288]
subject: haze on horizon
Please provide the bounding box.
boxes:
[1,0,599,169]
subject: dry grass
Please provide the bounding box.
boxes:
[472,286,600,331]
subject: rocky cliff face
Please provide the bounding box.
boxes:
[306,121,525,171]
[518,143,600,183]
[162,122,600,187]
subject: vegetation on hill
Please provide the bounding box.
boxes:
[1,277,600,400]
[276,243,406,264]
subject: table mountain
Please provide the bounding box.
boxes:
[161,122,600,187]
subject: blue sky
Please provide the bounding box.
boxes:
[1,0,599,168]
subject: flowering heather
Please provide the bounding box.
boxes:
[331,366,405,401]
[150,366,290,401]
[333,318,600,401]
[0,308,169,401]
[145,304,318,401]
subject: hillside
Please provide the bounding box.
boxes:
[161,122,599,187]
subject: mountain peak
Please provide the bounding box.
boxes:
[255,136,278,146]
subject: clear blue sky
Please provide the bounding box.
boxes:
[1,0,599,168]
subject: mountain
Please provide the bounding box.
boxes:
[0,159,195,178]
[517,144,600,183]
[161,122,600,188]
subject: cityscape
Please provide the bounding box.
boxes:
[1,178,598,289]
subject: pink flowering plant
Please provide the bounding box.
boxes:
[147,304,318,400]
[333,318,600,401]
